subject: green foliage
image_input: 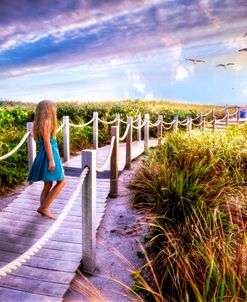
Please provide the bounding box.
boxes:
[130,126,247,301]
[0,100,230,193]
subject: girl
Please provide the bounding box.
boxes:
[28,100,65,219]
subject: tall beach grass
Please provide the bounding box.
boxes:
[130,126,247,301]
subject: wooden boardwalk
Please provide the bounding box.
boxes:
[0,139,157,302]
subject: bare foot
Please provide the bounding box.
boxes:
[37,207,55,220]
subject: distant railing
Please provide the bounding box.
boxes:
[0,104,246,275]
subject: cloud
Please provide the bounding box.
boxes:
[132,73,145,93]
[144,93,154,100]
[175,65,189,80]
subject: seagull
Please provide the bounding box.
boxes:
[238,48,247,52]
[185,58,205,64]
[216,63,235,69]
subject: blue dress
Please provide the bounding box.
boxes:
[27,136,64,182]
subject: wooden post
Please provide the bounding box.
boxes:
[213,116,216,132]
[93,112,98,150]
[144,113,149,153]
[116,113,120,128]
[186,116,190,132]
[157,115,163,144]
[126,117,133,170]
[237,107,240,124]
[110,126,119,198]
[81,150,96,273]
[199,112,203,130]
[225,110,229,127]
[63,116,70,162]
[212,107,216,119]
[202,117,206,132]
[189,117,192,132]
[137,114,141,141]
[173,115,178,132]
[27,122,36,170]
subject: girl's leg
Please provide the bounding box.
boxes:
[37,179,66,219]
[40,182,53,206]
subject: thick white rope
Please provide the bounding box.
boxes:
[0,167,89,278]
[0,132,31,161]
[69,117,95,128]
[149,120,161,127]
[217,114,228,122]
[96,136,115,173]
[56,123,65,133]
[162,120,175,126]
[120,119,127,125]
[132,117,139,124]
[119,124,130,141]
[228,109,238,117]
[178,120,189,126]
[191,114,201,121]
[178,118,187,124]
[202,109,213,117]
[98,117,118,125]
[192,120,204,127]
[132,120,146,130]
[162,121,175,130]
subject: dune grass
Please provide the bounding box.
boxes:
[130,126,247,301]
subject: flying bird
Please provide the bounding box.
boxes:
[216,63,235,69]
[185,58,205,64]
[238,48,247,52]
[244,32,247,37]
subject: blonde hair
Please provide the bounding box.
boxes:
[33,100,57,140]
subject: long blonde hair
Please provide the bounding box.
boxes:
[33,100,57,140]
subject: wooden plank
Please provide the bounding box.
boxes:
[0,275,68,297]
[0,286,61,302]
[0,235,81,253]
[0,240,81,262]
[0,251,80,272]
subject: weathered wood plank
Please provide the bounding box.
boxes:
[0,286,61,302]
[0,275,68,297]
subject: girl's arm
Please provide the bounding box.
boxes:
[43,120,55,171]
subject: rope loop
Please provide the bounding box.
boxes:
[98,117,118,125]
[0,131,31,161]
[69,117,95,128]
[119,124,130,141]
[96,136,115,173]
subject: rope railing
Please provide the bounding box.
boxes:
[69,117,95,128]
[149,119,161,127]
[162,121,175,130]
[56,123,65,133]
[162,120,175,126]
[216,114,228,122]
[202,109,213,117]
[0,166,89,278]
[132,120,146,130]
[96,136,116,173]
[228,109,238,117]
[192,120,204,127]
[191,114,201,121]
[120,119,127,124]
[119,124,131,141]
[98,117,118,125]
[178,120,189,126]
[0,131,31,161]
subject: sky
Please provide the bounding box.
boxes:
[0,0,247,105]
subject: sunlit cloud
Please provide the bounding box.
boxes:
[144,93,154,100]
[132,73,145,93]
